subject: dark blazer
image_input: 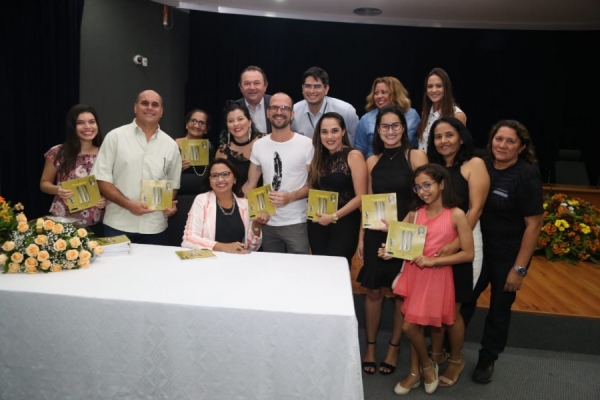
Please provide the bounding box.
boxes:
[236,94,272,134]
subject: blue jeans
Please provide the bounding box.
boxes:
[103,224,167,246]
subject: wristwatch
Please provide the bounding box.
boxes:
[252,225,260,232]
[332,213,339,222]
[513,265,527,276]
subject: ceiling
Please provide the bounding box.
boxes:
[154,0,600,30]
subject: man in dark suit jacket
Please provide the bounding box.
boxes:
[236,66,272,134]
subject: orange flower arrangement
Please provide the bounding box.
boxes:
[537,193,600,264]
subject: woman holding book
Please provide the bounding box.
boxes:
[216,103,264,190]
[426,117,489,386]
[416,68,467,152]
[176,109,214,195]
[182,159,268,253]
[357,105,428,375]
[307,112,367,265]
[40,104,106,236]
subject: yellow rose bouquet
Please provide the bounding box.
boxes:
[0,210,104,273]
[537,193,600,264]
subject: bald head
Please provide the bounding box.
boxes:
[134,90,164,127]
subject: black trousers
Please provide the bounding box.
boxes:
[461,257,517,360]
[307,209,361,267]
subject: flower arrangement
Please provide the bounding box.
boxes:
[537,193,600,264]
[0,210,104,273]
[0,196,23,244]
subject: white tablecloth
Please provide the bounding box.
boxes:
[0,244,363,400]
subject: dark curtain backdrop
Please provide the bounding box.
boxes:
[0,1,85,217]
[187,11,600,186]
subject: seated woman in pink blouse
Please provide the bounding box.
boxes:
[182,159,269,253]
[40,104,106,236]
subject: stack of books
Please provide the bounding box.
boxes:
[95,235,131,256]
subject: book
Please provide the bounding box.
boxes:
[140,180,174,211]
[361,193,398,229]
[95,234,131,256]
[307,189,339,222]
[180,139,209,166]
[60,175,101,212]
[385,221,427,260]
[247,184,277,219]
[175,249,216,260]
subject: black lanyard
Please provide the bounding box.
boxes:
[306,101,329,129]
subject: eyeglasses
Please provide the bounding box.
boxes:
[268,105,292,113]
[303,84,325,90]
[412,181,436,194]
[209,171,232,180]
[379,122,403,133]
[189,119,206,126]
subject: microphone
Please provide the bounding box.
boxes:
[537,163,552,186]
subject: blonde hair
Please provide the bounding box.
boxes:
[364,77,411,113]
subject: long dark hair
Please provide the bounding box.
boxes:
[219,102,262,144]
[372,105,410,156]
[309,112,351,187]
[426,117,475,167]
[55,104,103,177]
[411,164,461,209]
[486,120,537,165]
[204,158,244,197]
[416,68,459,142]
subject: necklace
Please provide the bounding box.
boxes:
[192,166,207,176]
[216,194,236,216]
[230,135,252,147]
[383,147,402,160]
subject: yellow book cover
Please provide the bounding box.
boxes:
[140,180,174,211]
[175,249,217,260]
[385,221,427,260]
[181,139,209,166]
[60,175,102,212]
[247,184,277,219]
[307,189,339,222]
[361,193,398,229]
[95,235,131,246]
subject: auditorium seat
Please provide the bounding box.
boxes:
[555,149,590,186]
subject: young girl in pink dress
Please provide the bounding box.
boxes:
[379,164,474,395]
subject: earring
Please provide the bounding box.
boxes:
[227,132,231,145]
[248,129,251,142]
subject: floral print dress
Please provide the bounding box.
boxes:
[45,145,104,227]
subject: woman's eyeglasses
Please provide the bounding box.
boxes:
[189,119,206,126]
[412,181,436,193]
[378,122,403,133]
[209,171,232,180]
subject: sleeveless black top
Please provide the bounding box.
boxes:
[445,164,469,214]
[313,147,355,208]
[371,147,413,220]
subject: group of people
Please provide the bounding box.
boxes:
[40,65,543,395]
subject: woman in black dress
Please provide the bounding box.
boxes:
[357,105,428,375]
[307,112,367,265]
[216,103,264,192]
[426,117,489,386]
[176,109,214,195]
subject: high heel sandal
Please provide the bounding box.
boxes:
[439,356,465,387]
[362,340,377,375]
[393,372,421,395]
[422,359,439,395]
[428,349,448,366]
[379,340,400,375]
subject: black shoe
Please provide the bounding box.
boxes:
[472,354,495,384]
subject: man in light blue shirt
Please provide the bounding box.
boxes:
[291,67,359,143]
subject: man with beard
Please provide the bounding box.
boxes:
[291,66,359,143]
[93,90,181,245]
[236,66,271,134]
[244,93,313,254]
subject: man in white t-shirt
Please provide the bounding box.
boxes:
[244,93,314,254]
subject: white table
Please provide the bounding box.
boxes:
[0,244,363,400]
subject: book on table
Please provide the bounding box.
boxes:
[385,221,427,260]
[180,139,209,166]
[247,184,277,219]
[361,193,398,229]
[307,189,339,223]
[175,249,216,260]
[140,180,174,211]
[60,175,101,212]
[95,234,131,256]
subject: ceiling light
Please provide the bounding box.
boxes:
[353,7,382,16]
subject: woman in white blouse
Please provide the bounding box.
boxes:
[416,68,467,152]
